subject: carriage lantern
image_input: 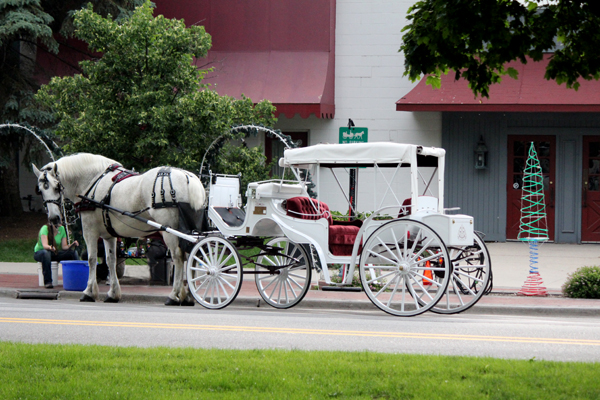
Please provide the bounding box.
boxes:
[474,135,488,169]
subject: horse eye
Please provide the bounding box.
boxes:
[43,182,49,190]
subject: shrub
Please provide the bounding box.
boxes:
[562,266,600,299]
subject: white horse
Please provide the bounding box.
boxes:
[33,153,206,305]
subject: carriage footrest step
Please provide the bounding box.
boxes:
[321,286,362,292]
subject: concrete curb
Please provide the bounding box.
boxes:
[2,287,600,317]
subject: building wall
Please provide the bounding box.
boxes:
[443,112,600,243]
[270,0,442,212]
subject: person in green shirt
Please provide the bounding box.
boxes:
[33,223,79,288]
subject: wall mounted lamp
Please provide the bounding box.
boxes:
[474,135,488,170]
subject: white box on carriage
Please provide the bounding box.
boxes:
[416,213,474,247]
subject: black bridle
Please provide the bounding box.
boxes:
[38,169,72,222]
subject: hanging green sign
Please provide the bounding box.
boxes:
[339,127,368,144]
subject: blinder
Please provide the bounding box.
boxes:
[38,169,67,216]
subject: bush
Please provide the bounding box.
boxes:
[562,266,600,299]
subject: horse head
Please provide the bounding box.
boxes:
[33,163,64,225]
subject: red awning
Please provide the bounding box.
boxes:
[396,54,600,112]
[202,50,335,119]
[154,0,337,119]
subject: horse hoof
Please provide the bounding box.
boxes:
[80,294,95,302]
[181,298,195,307]
[104,297,119,303]
[164,297,181,306]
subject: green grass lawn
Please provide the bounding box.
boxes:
[0,238,37,262]
[0,342,598,399]
[0,238,263,267]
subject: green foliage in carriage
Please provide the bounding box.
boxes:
[330,210,393,221]
[35,0,277,174]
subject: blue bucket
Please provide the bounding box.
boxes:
[61,260,89,291]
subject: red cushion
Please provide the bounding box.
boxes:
[329,225,359,245]
[285,197,333,224]
[399,198,411,217]
[329,244,355,256]
[329,224,361,256]
[286,197,362,256]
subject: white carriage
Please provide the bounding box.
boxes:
[186,142,492,317]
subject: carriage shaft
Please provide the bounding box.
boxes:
[78,195,200,243]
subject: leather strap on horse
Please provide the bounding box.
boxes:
[74,163,122,212]
[75,163,144,238]
[101,167,141,238]
[152,167,178,209]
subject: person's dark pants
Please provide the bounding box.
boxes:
[34,250,79,285]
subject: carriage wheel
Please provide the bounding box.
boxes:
[255,238,312,309]
[186,236,242,309]
[430,233,491,314]
[359,219,451,317]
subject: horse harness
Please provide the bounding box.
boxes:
[38,169,65,210]
[75,165,181,238]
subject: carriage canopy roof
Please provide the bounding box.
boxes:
[281,142,445,167]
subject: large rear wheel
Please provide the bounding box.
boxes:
[359,219,451,317]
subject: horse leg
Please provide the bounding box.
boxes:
[162,234,193,306]
[175,244,194,306]
[103,237,122,303]
[81,231,99,302]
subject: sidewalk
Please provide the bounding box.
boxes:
[1,242,599,316]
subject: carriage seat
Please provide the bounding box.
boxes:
[284,197,362,256]
[398,196,438,217]
[252,182,306,199]
[210,176,246,227]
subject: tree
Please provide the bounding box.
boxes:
[400,0,600,98]
[0,0,143,217]
[36,1,276,174]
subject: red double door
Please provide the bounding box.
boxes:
[506,136,555,241]
[581,136,600,242]
[507,135,600,242]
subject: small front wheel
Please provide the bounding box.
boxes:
[359,219,451,317]
[255,238,312,309]
[186,236,242,309]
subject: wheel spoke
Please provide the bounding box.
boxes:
[390,228,405,262]
[189,272,208,283]
[451,278,466,306]
[386,274,402,308]
[375,237,401,264]
[366,269,396,285]
[367,248,397,265]
[409,237,435,262]
[408,272,435,301]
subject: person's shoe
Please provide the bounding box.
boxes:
[44,283,54,289]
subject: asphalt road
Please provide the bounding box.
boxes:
[1,298,599,363]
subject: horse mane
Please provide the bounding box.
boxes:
[53,153,121,180]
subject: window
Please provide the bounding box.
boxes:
[265,132,308,177]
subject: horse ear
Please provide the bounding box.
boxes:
[32,164,41,178]
[53,163,58,174]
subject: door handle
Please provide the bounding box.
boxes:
[583,182,588,208]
